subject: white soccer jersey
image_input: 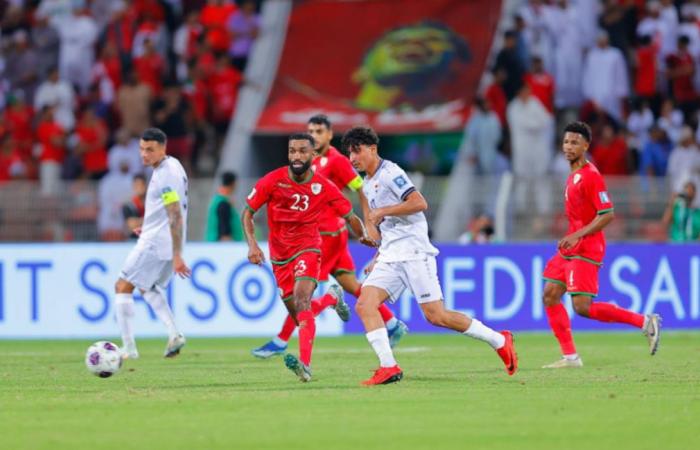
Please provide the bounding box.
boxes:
[362,159,438,262]
[138,156,188,260]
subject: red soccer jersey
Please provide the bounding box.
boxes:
[311,146,362,233]
[246,167,353,263]
[561,162,614,263]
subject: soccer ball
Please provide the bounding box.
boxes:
[85,341,123,378]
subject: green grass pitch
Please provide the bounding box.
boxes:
[0,332,697,450]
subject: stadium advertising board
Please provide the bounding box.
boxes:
[0,243,697,338]
[256,0,501,133]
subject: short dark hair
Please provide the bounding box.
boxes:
[141,128,167,144]
[221,171,237,187]
[563,121,592,143]
[133,173,147,183]
[679,35,691,46]
[341,126,379,152]
[288,132,315,148]
[308,114,331,130]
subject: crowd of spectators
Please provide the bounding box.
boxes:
[0,0,260,191]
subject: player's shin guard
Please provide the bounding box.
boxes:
[588,302,645,328]
[143,289,179,338]
[115,293,136,348]
[545,304,577,355]
[297,310,316,367]
[277,314,297,342]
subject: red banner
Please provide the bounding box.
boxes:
[256,0,502,134]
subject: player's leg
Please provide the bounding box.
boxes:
[568,259,661,355]
[306,233,349,320]
[251,265,295,359]
[114,277,138,359]
[541,254,582,368]
[356,262,404,385]
[283,253,320,382]
[408,256,517,375]
[142,285,185,358]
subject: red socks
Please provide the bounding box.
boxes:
[277,314,297,342]
[545,304,577,355]
[297,310,316,366]
[589,302,644,328]
[311,293,336,315]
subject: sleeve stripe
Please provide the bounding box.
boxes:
[342,210,354,219]
[400,187,416,201]
[161,191,180,205]
[597,208,614,215]
[347,175,363,191]
[245,204,257,214]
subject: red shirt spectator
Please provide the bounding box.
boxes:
[209,57,243,123]
[36,110,66,164]
[104,7,137,57]
[134,40,166,96]
[75,110,109,176]
[590,125,630,175]
[99,43,123,90]
[133,0,166,23]
[3,99,34,156]
[200,0,237,53]
[0,136,26,183]
[666,37,697,103]
[523,56,554,112]
[634,36,658,97]
[485,80,507,125]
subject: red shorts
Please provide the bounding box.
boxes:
[543,253,600,297]
[272,251,321,301]
[319,228,355,281]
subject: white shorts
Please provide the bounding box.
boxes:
[119,242,172,292]
[363,256,443,304]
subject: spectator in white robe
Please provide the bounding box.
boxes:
[55,6,98,94]
[547,0,584,109]
[582,31,629,122]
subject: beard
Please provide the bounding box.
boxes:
[289,159,311,176]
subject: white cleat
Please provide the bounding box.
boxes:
[643,314,662,355]
[542,356,583,369]
[121,344,139,360]
[164,333,186,358]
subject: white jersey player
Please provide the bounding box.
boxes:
[114,128,191,360]
[343,126,518,386]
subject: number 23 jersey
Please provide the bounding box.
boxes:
[246,167,353,264]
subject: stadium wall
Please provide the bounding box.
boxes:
[0,243,697,338]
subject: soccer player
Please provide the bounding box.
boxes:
[542,121,661,369]
[242,133,376,382]
[343,126,517,386]
[114,128,190,360]
[251,115,407,358]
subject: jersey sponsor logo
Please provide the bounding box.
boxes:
[247,188,257,199]
[311,183,322,195]
[573,174,582,184]
[393,175,407,188]
[599,191,610,203]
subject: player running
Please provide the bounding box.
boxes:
[343,126,517,386]
[242,133,376,382]
[542,121,661,368]
[114,128,190,360]
[251,115,407,358]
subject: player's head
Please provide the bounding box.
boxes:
[342,126,379,172]
[139,128,167,167]
[221,171,237,188]
[307,114,333,154]
[132,173,147,198]
[288,133,315,176]
[562,121,591,163]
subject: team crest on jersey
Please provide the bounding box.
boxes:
[320,157,328,167]
[393,175,407,188]
[311,183,322,195]
[247,188,256,199]
[573,174,581,184]
[599,191,610,203]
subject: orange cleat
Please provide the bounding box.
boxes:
[361,365,403,386]
[496,331,518,376]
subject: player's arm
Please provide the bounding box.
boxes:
[328,180,376,247]
[241,207,264,265]
[559,176,615,249]
[345,212,378,248]
[163,190,191,278]
[367,190,428,226]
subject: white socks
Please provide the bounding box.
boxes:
[366,328,397,367]
[115,293,136,349]
[143,289,179,338]
[463,318,506,349]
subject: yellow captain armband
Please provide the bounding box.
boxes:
[347,175,363,191]
[161,188,180,205]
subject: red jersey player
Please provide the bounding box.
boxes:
[541,121,661,369]
[251,115,407,359]
[242,133,375,382]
